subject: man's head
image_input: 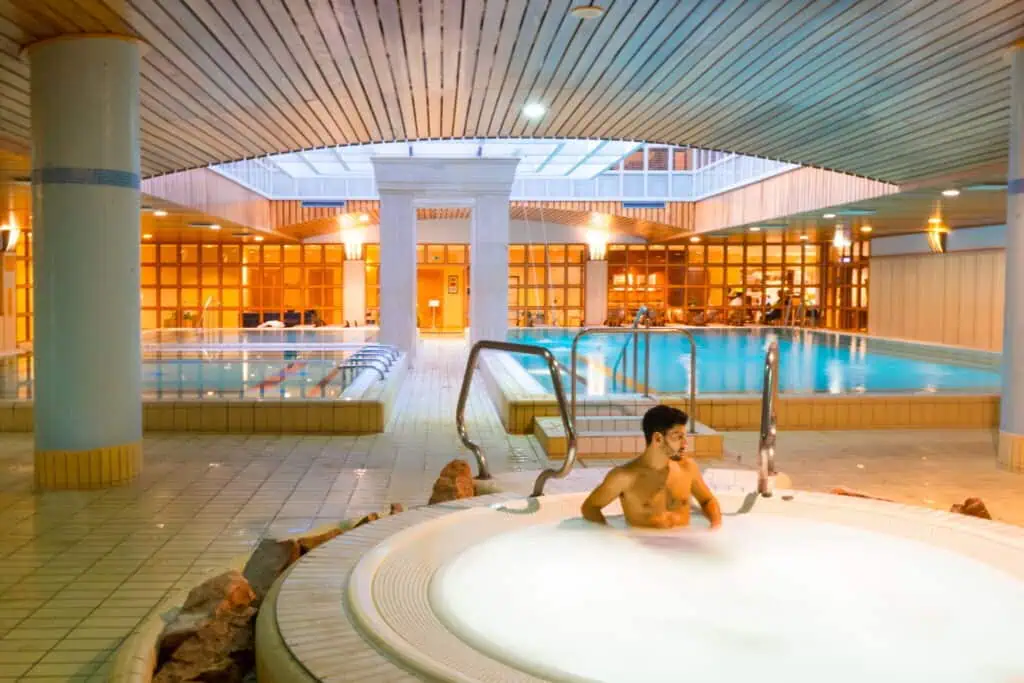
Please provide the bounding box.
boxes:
[642,405,689,461]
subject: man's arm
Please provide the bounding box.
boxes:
[687,460,722,529]
[580,468,630,525]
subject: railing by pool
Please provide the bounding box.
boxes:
[758,341,780,497]
[455,340,577,497]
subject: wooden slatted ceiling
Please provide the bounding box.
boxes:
[273,204,683,242]
[271,199,693,231]
[0,1,1021,183]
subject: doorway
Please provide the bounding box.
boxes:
[415,243,469,332]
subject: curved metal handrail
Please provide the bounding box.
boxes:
[570,326,699,435]
[456,341,577,493]
[757,341,780,497]
[336,360,385,381]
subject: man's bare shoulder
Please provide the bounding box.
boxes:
[603,463,640,485]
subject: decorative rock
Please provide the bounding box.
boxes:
[390,502,405,515]
[298,526,345,556]
[429,459,476,504]
[155,570,258,683]
[242,539,300,603]
[828,486,893,502]
[951,497,992,520]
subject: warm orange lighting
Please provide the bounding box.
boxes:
[749,226,761,232]
[209,224,221,231]
[143,233,153,240]
[154,210,168,217]
[859,225,873,233]
[927,229,947,254]
[586,229,608,260]
[254,236,264,242]
[359,213,370,223]
[928,216,942,225]
[689,236,701,243]
[799,234,809,241]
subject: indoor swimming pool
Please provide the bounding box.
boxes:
[0,329,388,400]
[507,327,1001,395]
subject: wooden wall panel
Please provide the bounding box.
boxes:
[694,167,898,233]
[869,250,1005,351]
[141,169,273,232]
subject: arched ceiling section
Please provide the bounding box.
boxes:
[0,1,1021,183]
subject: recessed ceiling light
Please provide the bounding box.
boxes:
[689,236,701,243]
[860,225,873,233]
[209,223,221,230]
[928,217,942,225]
[799,234,809,241]
[570,4,604,19]
[254,236,264,242]
[749,226,761,232]
[942,189,960,197]
[142,233,153,239]
[522,102,546,120]
[154,210,168,217]
[823,213,836,219]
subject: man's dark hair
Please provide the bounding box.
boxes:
[642,404,689,445]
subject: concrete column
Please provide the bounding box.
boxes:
[27,35,143,489]
[470,193,509,344]
[1000,39,1024,472]
[378,191,417,360]
[343,259,366,326]
[585,260,609,326]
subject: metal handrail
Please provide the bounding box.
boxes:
[336,360,385,381]
[757,341,780,497]
[570,326,698,435]
[456,341,577,493]
[610,306,648,390]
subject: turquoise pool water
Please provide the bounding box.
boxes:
[506,328,1001,395]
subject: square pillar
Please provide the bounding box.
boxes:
[470,194,510,344]
[585,260,608,326]
[343,259,366,326]
[378,191,417,360]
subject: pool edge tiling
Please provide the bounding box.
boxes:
[0,354,409,435]
[265,489,1024,683]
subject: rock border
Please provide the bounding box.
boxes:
[106,513,399,683]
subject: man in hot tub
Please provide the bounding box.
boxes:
[581,405,722,530]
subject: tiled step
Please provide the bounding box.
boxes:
[534,414,724,460]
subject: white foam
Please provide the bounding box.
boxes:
[432,515,1024,683]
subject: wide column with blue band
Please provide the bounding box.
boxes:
[27,35,143,489]
[1000,39,1024,472]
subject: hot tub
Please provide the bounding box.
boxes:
[265,490,1024,683]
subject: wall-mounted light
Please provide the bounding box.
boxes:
[339,214,365,259]
[859,225,873,233]
[689,235,701,243]
[0,214,20,252]
[154,210,168,217]
[927,229,947,254]
[941,189,960,198]
[586,229,608,260]
[832,225,851,249]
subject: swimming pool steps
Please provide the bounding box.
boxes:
[534,415,724,461]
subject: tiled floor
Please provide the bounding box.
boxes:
[0,338,1022,682]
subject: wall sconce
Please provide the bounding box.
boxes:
[586,229,608,260]
[342,228,364,260]
[831,225,850,250]
[927,229,947,254]
[0,216,20,253]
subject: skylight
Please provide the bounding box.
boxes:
[250,139,643,181]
